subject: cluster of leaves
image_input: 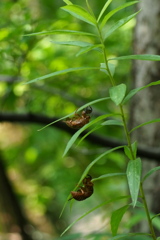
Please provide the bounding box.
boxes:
[1,0,160,239]
[24,0,160,239]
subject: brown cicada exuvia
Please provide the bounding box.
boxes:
[64,106,92,129]
[69,174,94,201]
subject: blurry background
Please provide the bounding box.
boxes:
[0,0,152,239]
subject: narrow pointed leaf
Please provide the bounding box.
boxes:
[37,97,110,131]
[81,146,124,182]
[151,213,160,221]
[63,113,120,156]
[92,173,126,182]
[61,5,96,26]
[124,146,133,160]
[142,166,160,183]
[109,54,160,61]
[72,97,111,112]
[97,0,113,22]
[111,205,129,236]
[109,84,126,105]
[24,30,96,37]
[132,141,137,159]
[101,119,123,126]
[60,146,124,218]
[104,10,141,40]
[124,142,137,160]
[100,62,115,76]
[76,44,102,57]
[100,1,138,29]
[61,196,129,236]
[126,158,142,207]
[123,80,160,104]
[77,124,103,145]
[129,118,160,133]
[23,67,100,84]
[51,40,93,47]
[129,201,144,208]
[66,147,124,204]
[152,217,160,231]
[86,0,95,17]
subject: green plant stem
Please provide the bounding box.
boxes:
[119,104,135,160]
[118,96,157,240]
[119,104,156,239]
[119,103,156,239]
[97,24,157,239]
[140,182,157,240]
[96,23,115,86]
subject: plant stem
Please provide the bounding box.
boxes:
[120,103,156,239]
[140,182,157,240]
[97,24,157,240]
[96,24,115,86]
[119,104,135,160]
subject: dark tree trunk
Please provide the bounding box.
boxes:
[0,154,33,240]
[130,0,160,235]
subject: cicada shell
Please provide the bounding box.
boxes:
[70,175,94,201]
[64,106,92,129]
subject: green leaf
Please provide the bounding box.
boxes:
[86,0,95,17]
[111,205,129,236]
[77,124,103,145]
[129,200,144,208]
[132,141,137,159]
[23,66,100,84]
[51,40,93,47]
[100,1,139,29]
[101,119,123,126]
[92,173,126,182]
[61,196,129,236]
[142,166,160,183]
[152,216,160,231]
[109,84,126,105]
[126,158,142,207]
[63,113,120,156]
[124,146,133,160]
[63,0,73,5]
[97,0,113,22]
[104,10,141,40]
[61,5,96,26]
[109,54,160,61]
[129,118,160,133]
[151,213,160,221]
[124,142,137,160]
[123,80,160,104]
[100,62,115,76]
[60,146,124,218]
[24,30,96,37]
[74,146,124,181]
[76,44,102,57]
[37,97,111,131]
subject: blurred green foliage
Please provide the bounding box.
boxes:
[0,0,136,238]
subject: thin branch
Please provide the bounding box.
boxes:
[0,112,160,162]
